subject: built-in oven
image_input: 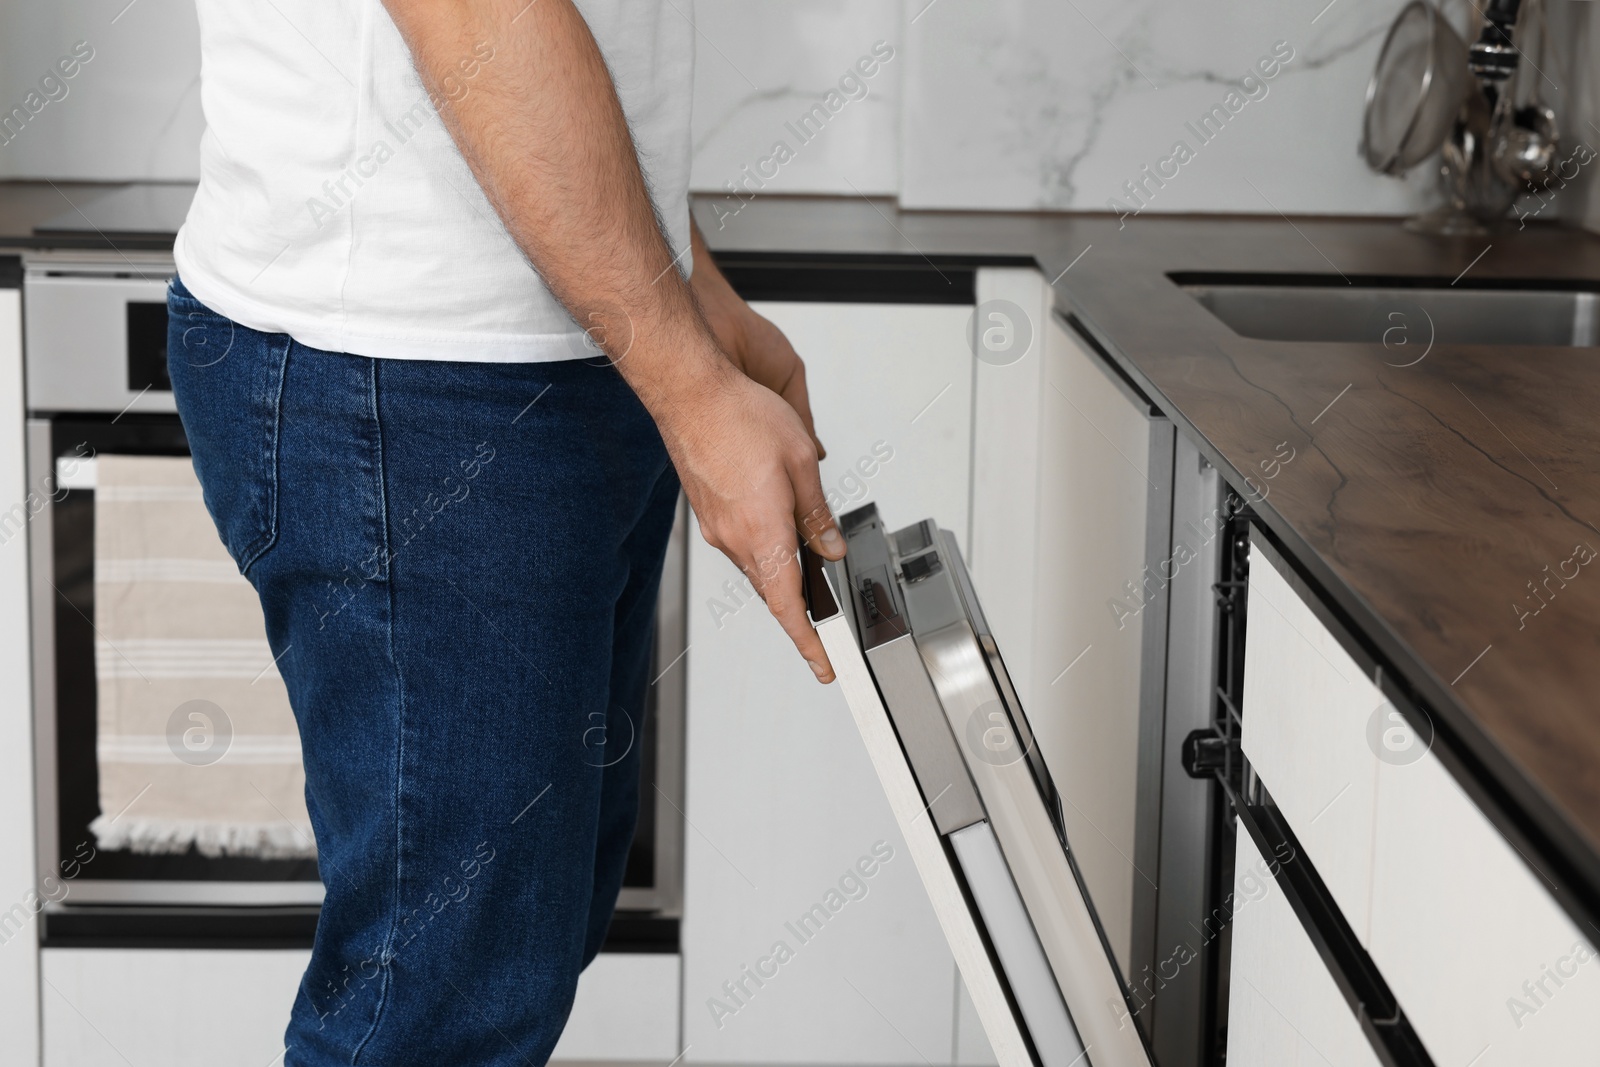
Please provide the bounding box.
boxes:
[23,250,686,947]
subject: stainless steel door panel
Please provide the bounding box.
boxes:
[809,506,1155,1067]
[951,821,1086,1066]
[1130,422,1177,991]
[909,536,1151,1067]
[45,881,327,907]
[1150,437,1225,1066]
[848,508,985,836]
[866,632,986,836]
[809,562,1035,1067]
[27,420,61,906]
[24,257,177,415]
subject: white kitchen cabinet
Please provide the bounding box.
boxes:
[958,269,1044,1067]
[1367,749,1600,1066]
[681,300,975,1064]
[1224,832,1382,1067]
[1240,535,1383,942]
[550,954,683,1061]
[968,270,1171,982]
[1240,532,1600,1067]
[38,945,677,1065]
[0,281,41,1066]
[967,268,1051,699]
[42,948,307,1066]
[953,978,1000,1067]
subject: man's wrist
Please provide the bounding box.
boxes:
[622,333,740,432]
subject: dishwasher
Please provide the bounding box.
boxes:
[805,503,1156,1067]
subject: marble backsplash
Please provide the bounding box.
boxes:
[689,0,904,201]
[694,0,1441,216]
[901,0,1441,212]
[694,0,1600,226]
[7,0,1595,224]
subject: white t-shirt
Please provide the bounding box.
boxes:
[175,0,694,362]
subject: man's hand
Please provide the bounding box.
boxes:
[381,0,844,681]
[690,223,826,461]
[653,359,845,682]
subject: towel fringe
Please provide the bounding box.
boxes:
[89,815,316,859]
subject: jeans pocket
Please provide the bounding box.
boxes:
[166,280,288,575]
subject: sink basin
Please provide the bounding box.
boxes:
[1178,275,1600,347]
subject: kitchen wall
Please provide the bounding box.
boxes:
[689,0,904,199]
[1547,1,1600,230]
[693,0,1600,226]
[0,0,203,182]
[4,0,1454,219]
[690,0,1448,217]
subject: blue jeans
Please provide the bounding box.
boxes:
[167,278,679,1065]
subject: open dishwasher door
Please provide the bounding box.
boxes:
[804,504,1155,1067]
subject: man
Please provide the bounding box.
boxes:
[168,0,842,1062]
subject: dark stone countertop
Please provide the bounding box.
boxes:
[0,181,186,253]
[699,195,1600,929]
[7,179,1600,928]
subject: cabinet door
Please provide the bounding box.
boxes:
[1034,309,1172,986]
[970,274,1172,985]
[1225,833,1383,1067]
[550,954,683,1060]
[682,301,973,1064]
[0,282,40,1067]
[1242,533,1600,1065]
[1240,535,1383,942]
[42,948,307,1066]
[1367,748,1600,1066]
[39,946,673,1065]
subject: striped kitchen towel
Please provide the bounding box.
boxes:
[90,455,315,859]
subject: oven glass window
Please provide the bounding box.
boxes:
[44,416,669,910]
[50,417,321,887]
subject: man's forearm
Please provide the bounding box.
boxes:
[383,0,724,410]
[383,0,845,682]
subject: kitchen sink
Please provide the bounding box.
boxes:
[1178,275,1600,347]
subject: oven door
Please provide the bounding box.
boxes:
[807,504,1155,1067]
[28,414,327,908]
[25,256,687,931]
[31,416,689,920]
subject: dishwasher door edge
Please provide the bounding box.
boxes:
[810,559,1034,1067]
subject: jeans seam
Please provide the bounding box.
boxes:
[236,335,292,574]
[350,357,403,1066]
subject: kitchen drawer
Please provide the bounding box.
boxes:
[1241,533,1383,942]
[40,947,680,1066]
[1225,831,1383,1067]
[1243,531,1600,1065]
[1368,750,1600,1066]
[42,947,308,1066]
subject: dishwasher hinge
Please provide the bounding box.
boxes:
[1181,727,1241,781]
